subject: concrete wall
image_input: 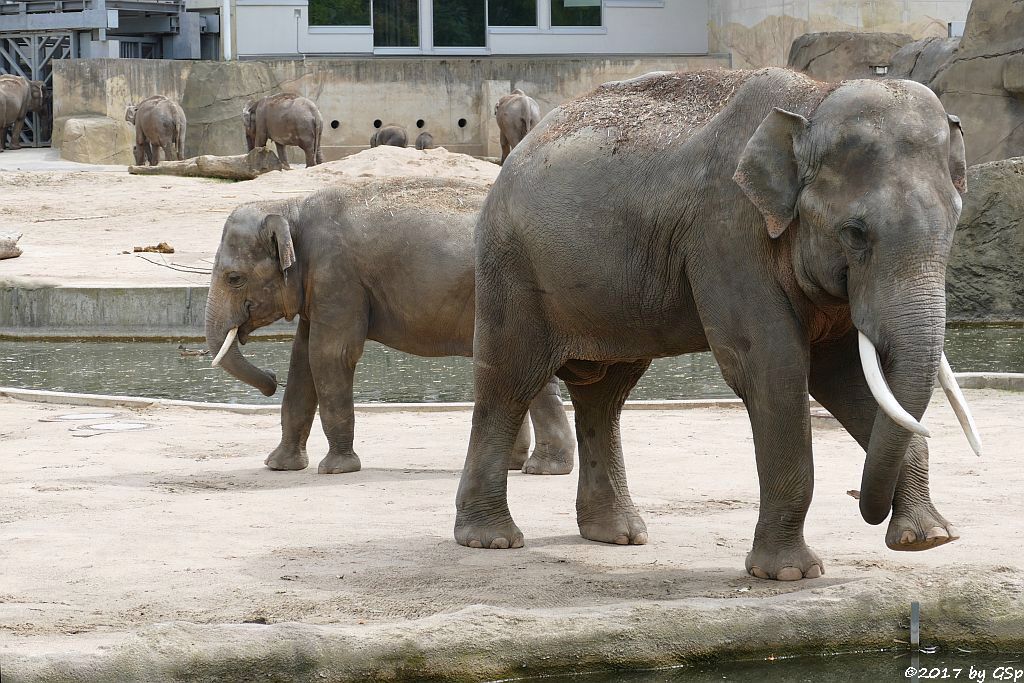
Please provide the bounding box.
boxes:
[235,0,709,59]
[52,54,729,163]
[709,0,972,69]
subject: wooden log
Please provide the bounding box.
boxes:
[0,232,22,260]
[128,148,286,180]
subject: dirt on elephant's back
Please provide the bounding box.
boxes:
[340,176,489,216]
[542,70,756,147]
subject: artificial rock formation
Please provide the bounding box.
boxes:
[57,116,135,165]
[888,36,960,83]
[787,31,913,82]
[947,157,1024,321]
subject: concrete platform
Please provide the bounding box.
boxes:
[2,388,1022,681]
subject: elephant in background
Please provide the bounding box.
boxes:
[415,131,434,150]
[456,68,982,579]
[205,179,576,476]
[125,95,186,166]
[494,88,540,165]
[370,124,407,148]
[243,93,324,169]
[0,75,46,151]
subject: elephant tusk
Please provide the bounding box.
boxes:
[938,353,982,456]
[858,331,931,438]
[211,327,238,368]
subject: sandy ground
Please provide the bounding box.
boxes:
[0,147,499,288]
[2,389,1022,679]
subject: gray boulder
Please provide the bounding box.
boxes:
[946,158,1024,322]
[787,31,913,82]
[888,37,959,83]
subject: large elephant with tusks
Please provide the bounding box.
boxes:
[454,68,982,581]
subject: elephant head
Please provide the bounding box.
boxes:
[242,100,257,151]
[733,79,980,525]
[28,81,45,113]
[205,203,303,397]
[124,104,138,124]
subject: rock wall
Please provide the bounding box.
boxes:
[52,55,729,165]
[787,32,913,82]
[889,37,960,83]
[947,158,1024,322]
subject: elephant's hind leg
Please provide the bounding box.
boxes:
[522,377,576,475]
[266,317,317,471]
[275,142,291,170]
[809,330,958,552]
[564,360,650,545]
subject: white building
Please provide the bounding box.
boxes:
[230,0,710,58]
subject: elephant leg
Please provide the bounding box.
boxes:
[509,418,531,470]
[809,329,957,552]
[565,360,650,545]
[275,142,291,170]
[455,322,561,549]
[308,317,366,474]
[302,144,316,168]
[9,118,23,149]
[522,377,575,475]
[499,131,511,165]
[265,318,317,471]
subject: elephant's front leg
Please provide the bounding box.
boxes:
[275,142,292,170]
[810,330,958,551]
[522,377,575,475]
[712,330,823,581]
[566,360,650,545]
[309,320,364,474]
[266,317,317,471]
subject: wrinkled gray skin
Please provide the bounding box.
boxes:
[495,88,540,165]
[415,131,434,150]
[457,68,968,578]
[206,184,576,475]
[243,93,324,169]
[370,124,408,148]
[0,75,45,151]
[125,95,186,166]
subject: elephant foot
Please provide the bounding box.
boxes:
[746,541,824,581]
[508,445,529,470]
[9,144,21,150]
[317,451,361,474]
[455,507,524,549]
[886,503,958,552]
[578,505,648,545]
[264,443,309,471]
[522,444,574,475]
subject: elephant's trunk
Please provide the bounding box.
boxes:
[205,287,278,397]
[856,284,946,525]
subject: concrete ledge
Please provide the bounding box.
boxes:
[954,372,1024,391]
[5,573,1023,682]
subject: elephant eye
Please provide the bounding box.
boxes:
[226,272,246,288]
[838,220,869,253]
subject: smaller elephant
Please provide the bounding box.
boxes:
[243,93,324,169]
[0,75,46,151]
[125,95,186,166]
[370,124,407,148]
[415,131,434,150]
[494,88,540,165]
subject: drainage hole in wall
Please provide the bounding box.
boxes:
[330,120,340,129]
[373,119,382,128]
[416,119,425,128]
[457,118,467,128]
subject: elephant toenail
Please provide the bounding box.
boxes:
[750,566,770,580]
[925,527,948,541]
[633,532,649,545]
[777,567,803,581]
[468,540,483,548]
[946,525,960,541]
[489,537,510,549]
[614,535,629,545]
[900,530,917,544]
[804,564,822,579]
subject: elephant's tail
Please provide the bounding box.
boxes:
[175,119,186,160]
[313,114,324,166]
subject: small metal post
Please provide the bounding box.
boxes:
[910,601,921,650]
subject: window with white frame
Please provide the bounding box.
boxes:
[434,0,487,46]
[550,0,601,26]
[488,0,537,26]
[309,0,370,26]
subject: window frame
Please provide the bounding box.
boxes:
[548,0,604,29]
[307,0,373,28]
[486,0,539,29]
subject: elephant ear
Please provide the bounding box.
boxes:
[260,214,296,273]
[242,101,255,129]
[947,114,967,194]
[125,105,136,123]
[733,108,810,239]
